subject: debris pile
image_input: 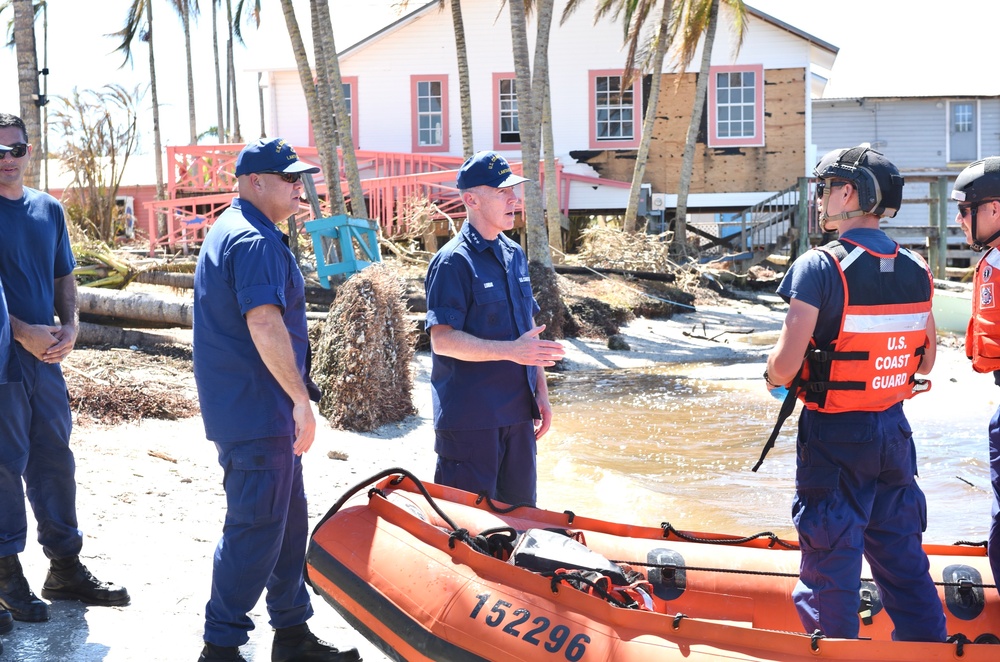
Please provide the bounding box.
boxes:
[313,262,416,431]
[64,345,199,426]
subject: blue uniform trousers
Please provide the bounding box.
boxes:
[205,436,313,647]
[434,421,537,506]
[988,406,1000,597]
[0,345,80,559]
[791,403,947,642]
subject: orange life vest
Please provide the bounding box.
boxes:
[798,239,933,413]
[966,248,1000,373]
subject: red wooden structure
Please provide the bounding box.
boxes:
[144,145,626,256]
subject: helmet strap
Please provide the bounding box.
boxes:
[969,205,1000,252]
[820,208,867,232]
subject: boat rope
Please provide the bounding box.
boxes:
[541,571,632,609]
[661,522,799,550]
[308,469,999,595]
[608,559,998,590]
[810,630,825,652]
[474,492,534,513]
[947,633,972,656]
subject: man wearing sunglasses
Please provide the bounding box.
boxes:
[0,113,130,626]
[952,156,1000,600]
[193,138,359,662]
[765,145,946,642]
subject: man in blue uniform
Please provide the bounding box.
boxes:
[193,138,360,662]
[950,157,1000,596]
[765,145,946,641]
[424,150,565,506]
[0,113,129,625]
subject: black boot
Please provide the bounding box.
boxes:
[41,555,130,606]
[198,642,248,662]
[271,624,361,662]
[0,605,11,634]
[0,554,49,622]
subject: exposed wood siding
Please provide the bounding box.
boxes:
[575,68,807,197]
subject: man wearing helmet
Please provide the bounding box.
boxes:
[952,156,1000,597]
[765,145,947,641]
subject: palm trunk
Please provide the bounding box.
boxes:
[226,0,242,141]
[511,0,565,337]
[542,80,563,255]
[181,5,197,144]
[674,0,721,251]
[146,0,166,234]
[308,0,344,213]
[315,0,367,219]
[622,0,672,233]
[12,0,41,187]
[450,0,474,157]
[212,1,227,142]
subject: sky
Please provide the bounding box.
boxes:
[0,0,995,164]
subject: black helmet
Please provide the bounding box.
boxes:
[952,157,1000,251]
[952,157,1000,205]
[813,144,904,219]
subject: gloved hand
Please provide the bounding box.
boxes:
[769,385,789,400]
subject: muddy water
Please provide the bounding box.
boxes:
[536,358,997,545]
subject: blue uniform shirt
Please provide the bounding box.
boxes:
[0,188,76,325]
[193,198,313,442]
[424,222,541,430]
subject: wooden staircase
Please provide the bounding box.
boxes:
[689,181,805,273]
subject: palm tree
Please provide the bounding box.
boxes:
[312,0,367,219]
[450,0,473,157]
[228,0,250,141]
[672,0,747,250]
[511,0,566,337]
[11,0,41,186]
[111,0,165,231]
[169,0,199,144]
[210,0,226,142]
[276,0,345,215]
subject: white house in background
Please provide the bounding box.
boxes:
[254,0,838,217]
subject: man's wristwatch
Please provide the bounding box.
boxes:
[763,369,779,389]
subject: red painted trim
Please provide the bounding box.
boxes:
[410,75,450,153]
[588,69,641,150]
[492,72,521,151]
[707,64,765,148]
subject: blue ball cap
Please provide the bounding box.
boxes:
[234,138,321,177]
[456,151,530,190]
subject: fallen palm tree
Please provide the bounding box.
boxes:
[77,287,193,328]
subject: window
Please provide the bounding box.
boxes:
[340,77,359,149]
[588,70,641,149]
[411,75,449,152]
[708,64,764,148]
[954,103,973,133]
[493,73,520,149]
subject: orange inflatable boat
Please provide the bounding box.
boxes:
[306,469,1000,661]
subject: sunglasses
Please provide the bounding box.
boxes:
[958,200,999,218]
[260,171,301,183]
[816,180,847,198]
[0,143,28,159]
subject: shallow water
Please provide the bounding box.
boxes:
[537,357,997,545]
